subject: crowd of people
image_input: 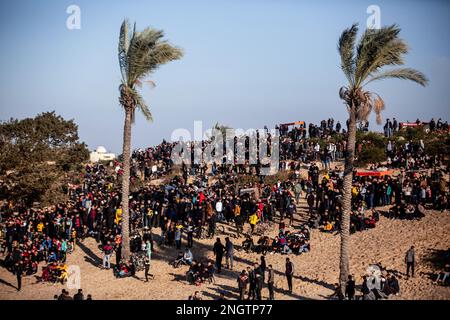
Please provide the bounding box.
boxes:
[0,117,448,299]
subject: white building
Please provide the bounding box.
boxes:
[90,146,116,163]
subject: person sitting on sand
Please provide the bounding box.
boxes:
[328,283,344,300]
[280,236,292,255]
[199,261,215,284]
[115,259,135,278]
[256,236,270,255]
[172,251,185,268]
[56,263,68,284]
[268,236,281,254]
[186,261,201,284]
[182,248,193,265]
[241,235,254,253]
[382,273,400,296]
[435,264,450,286]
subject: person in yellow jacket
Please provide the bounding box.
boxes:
[351,186,359,197]
[57,263,68,284]
[323,221,334,232]
[115,206,123,225]
[249,212,259,234]
[36,222,44,233]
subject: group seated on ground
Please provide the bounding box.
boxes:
[186,260,215,286]
[240,222,311,256]
[306,204,378,234]
[387,203,426,220]
[349,211,378,234]
[40,262,68,284]
[360,272,401,300]
[113,259,135,278]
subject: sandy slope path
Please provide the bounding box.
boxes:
[1,204,449,300]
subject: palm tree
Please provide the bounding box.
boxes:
[337,24,427,293]
[117,20,183,261]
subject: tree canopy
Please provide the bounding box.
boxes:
[0,111,89,205]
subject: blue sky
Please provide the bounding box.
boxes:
[0,0,449,153]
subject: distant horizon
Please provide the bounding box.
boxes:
[1,0,449,154]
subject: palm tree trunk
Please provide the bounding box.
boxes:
[339,104,357,296]
[120,107,132,262]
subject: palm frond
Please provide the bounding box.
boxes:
[360,38,409,82]
[338,24,359,85]
[126,28,183,86]
[373,93,385,124]
[129,88,153,122]
[118,19,130,83]
[364,68,428,86]
[354,25,402,86]
[118,21,183,125]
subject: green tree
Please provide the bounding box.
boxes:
[117,20,183,261]
[337,24,427,294]
[0,111,89,205]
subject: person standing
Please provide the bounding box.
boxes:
[234,203,243,237]
[267,264,275,300]
[175,226,182,249]
[248,266,256,300]
[285,258,295,294]
[237,270,249,300]
[249,212,259,234]
[185,217,194,248]
[294,181,302,204]
[405,246,415,277]
[225,237,234,270]
[345,275,356,300]
[15,262,23,292]
[144,256,154,282]
[213,238,225,273]
[287,200,296,227]
[254,263,263,300]
[215,199,224,221]
[260,256,267,282]
[102,241,113,269]
[145,240,152,261]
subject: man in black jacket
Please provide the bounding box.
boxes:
[247,266,256,300]
[15,261,23,292]
[254,263,263,300]
[213,238,225,273]
[267,264,275,300]
[285,258,294,294]
[345,275,356,300]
